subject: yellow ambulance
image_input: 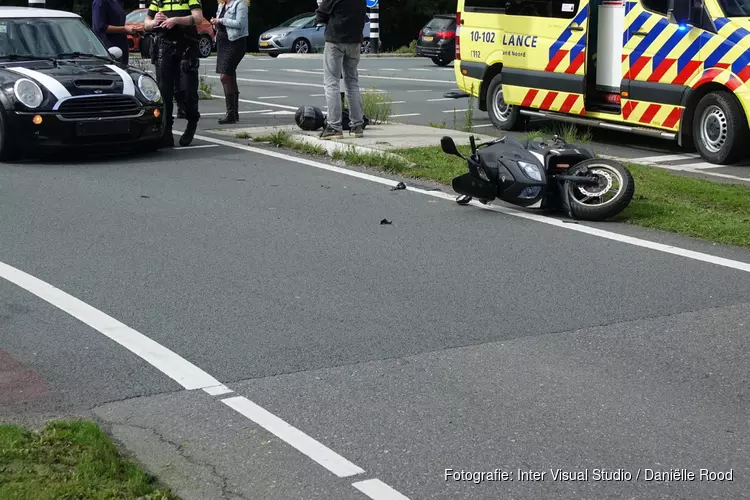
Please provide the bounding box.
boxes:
[454,0,750,164]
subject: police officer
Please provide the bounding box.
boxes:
[144,0,204,147]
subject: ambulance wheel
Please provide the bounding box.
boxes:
[487,73,522,131]
[693,91,750,164]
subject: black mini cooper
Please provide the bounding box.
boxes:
[0,7,165,161]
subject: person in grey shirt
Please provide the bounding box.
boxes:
[315,0,367,139]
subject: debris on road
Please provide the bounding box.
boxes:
[390,182,407,191]
[380,218,392,225]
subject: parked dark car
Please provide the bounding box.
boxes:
[415,14,456,67]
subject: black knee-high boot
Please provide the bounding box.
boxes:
[218,79,237,124]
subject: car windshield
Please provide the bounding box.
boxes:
[718,0,750,16]
[424,17,455,30]
[0,18,110,59]
[279,13,315,27]
[125,10,147,24]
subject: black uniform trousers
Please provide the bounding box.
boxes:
[155,36,200,133]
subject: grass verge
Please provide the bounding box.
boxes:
[0,420,178,499]
[239,129,750,248]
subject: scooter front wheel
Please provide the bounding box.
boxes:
[565,159,635,221]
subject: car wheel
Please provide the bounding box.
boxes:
[486,73,523,131]
[0,108,20,162]
[692,90,750,164]
[198,35,213,58]
[268,53,279,58]
[293,38,311,54]
[361,40,371,54]
[431,56,451,67]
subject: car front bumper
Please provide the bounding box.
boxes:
[10,105,165,151]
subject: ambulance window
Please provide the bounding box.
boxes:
[641,0,669,14]
[464,0,506,13]
[505,0,580,19]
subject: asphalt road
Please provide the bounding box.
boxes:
[1,122,749,500]
[182,54,750,182]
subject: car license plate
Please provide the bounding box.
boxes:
[76,120,130,137]
[423,36,433,41]
[260,41,269,47]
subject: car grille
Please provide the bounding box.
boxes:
[57,95,142,119]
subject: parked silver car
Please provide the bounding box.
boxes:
[258,12,371,57]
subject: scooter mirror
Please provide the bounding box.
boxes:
[440,136,461,157]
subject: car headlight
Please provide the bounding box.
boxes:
[276,30,292,38]
[13,78,43,109]
[518,161,542,182]
[137,74,161,103]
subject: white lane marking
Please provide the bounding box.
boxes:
[427,98,454,102]
[262,110,295,115]
[598,154,750,183]
[172,144,219,149]
[390,113,421,117]
[310,93,326,97]
[7,66,71,100]
[0,261,229,393]
[379,101,405,104]
[353,479,411,500]
[257,96,288,100]
[221,396,365,478]
[472,124,495,128]
[181,111,273,117]
[409,68,431,71]
[680,162,736,170]
[407,89,432,93]
[211,94,298,110]
[204,385,234,396]
[443,108,468,113]
[206,75,321,89]
[180,132,750,275]
[629,153,699,163]
[239,69,269,72]
[284,68,454,84]
[106,64,135,96]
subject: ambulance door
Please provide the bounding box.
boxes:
[620,0,704,130]
[501,0,588,115]
[457,0,506,94]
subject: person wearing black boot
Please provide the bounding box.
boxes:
[144,0,204,147]
[210,0,248,124]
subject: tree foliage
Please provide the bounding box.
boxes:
[9,0,458,51]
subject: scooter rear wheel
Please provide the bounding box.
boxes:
[565,159,634,221]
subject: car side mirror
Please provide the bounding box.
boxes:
[667,0,694,25]
[108,46,123,60]
[441,136,463,158]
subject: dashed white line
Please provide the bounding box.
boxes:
[443,108,468,113]
[192,110,273,116]
[407,89,432,93]
[310,93,326,97]
[212,94,298,110]
[166,143,220,149]
[221,396,365,478]
[472,123,495,128]
[353,479,411,500]
[0,261,232,395]
[390,113,421,117]
[207,75,321,88]
[379,101,405,104]
[257,96,288,100]
[283,68,454,84]
[183,131,750,275]
[427,98,454,102]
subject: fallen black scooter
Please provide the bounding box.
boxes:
[441,134,635,221]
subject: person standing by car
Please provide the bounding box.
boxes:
[144,0,204,147]
[210,0,249,124]
[315,0,366,139]
[92,0,137,66]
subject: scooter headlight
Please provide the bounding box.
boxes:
[518,161,542,182]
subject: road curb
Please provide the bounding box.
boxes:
[289,133,413,164]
